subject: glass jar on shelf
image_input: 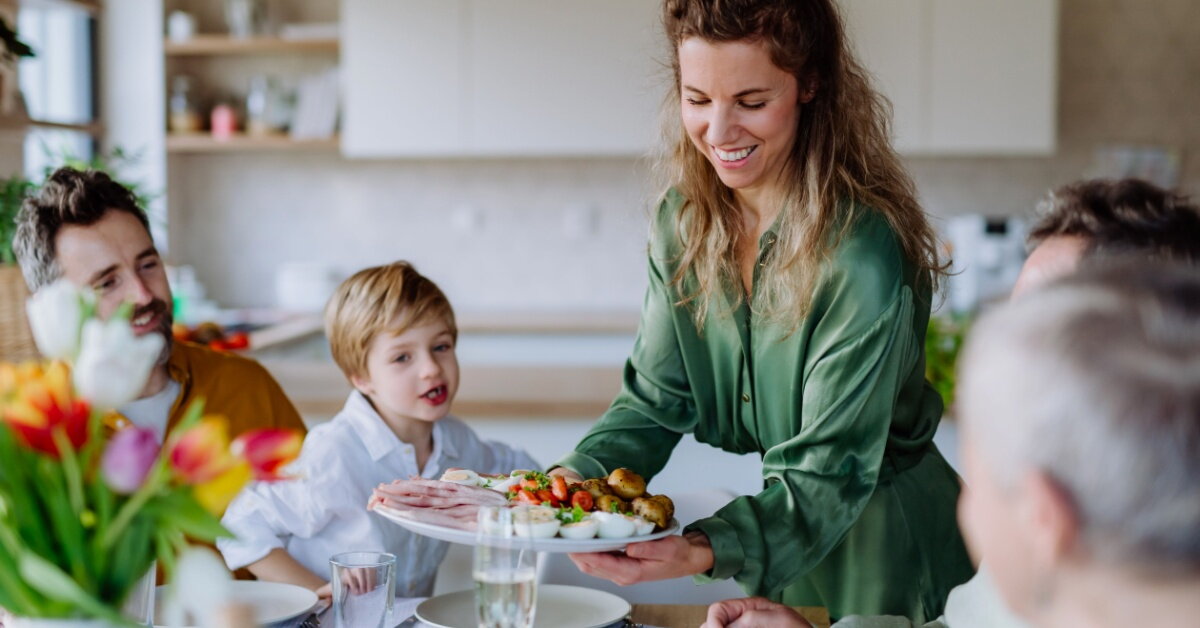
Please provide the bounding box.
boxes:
[168,75,202,134]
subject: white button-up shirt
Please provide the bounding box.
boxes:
[217,391,539,596]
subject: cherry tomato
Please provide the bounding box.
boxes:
[551,476,569,501]
[208,339,231,352]
[520,477,541,491]
[516,489,541,505]
[536,489,559,507]
[224,331,250,350]
[570,490,594,511]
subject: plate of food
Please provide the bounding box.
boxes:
[371,468,679,553]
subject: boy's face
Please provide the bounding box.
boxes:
[352,317,459,426]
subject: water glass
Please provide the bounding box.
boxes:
[474,506,538,628]
[121,561,156,625]
[330,551,396,628]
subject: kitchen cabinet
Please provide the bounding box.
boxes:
[341,0,662,157]
[841,0,1058,155]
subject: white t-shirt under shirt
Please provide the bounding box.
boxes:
[117,379,181,443]
[217,391,540,596]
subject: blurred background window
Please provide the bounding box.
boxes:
[18,2,96,179]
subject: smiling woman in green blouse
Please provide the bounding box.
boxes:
[551,0,973,621]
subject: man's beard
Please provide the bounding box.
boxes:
[134,298,175,366]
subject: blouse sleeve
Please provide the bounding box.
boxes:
[554,244,690,481]
[686,237,924,596]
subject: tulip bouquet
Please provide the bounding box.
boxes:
[0,280,302,625]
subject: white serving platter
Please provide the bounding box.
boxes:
[374,506,679,553]
[416,584,630,628]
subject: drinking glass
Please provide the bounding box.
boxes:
[474,507,538,628]
[329,551,396,628]
[121,560,155,625]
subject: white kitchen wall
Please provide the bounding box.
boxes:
[168,154,654,310]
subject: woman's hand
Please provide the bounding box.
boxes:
[314,582,332,599]
[568,531,714,585]
[548,467,584,484]
[701,597,812,628]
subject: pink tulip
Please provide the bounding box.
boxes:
[102,427,160,494]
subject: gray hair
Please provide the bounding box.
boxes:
[959,263,1200,569]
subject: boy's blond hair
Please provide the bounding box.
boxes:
[324,261,457,381]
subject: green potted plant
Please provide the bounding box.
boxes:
[925,313,970,418]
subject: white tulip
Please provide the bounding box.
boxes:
[161,547,233,628]
[73,317,164,410]
[25,278,85,360]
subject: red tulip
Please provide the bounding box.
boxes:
[231,429,303,481]
[1,361,91,458]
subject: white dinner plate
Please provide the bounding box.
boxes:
[153,580,318,627]
[416,584,630,628]
[374,506,680,553]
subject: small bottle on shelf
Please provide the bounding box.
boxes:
[168,75,202,134]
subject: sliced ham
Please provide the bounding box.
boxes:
[369,477,508,531]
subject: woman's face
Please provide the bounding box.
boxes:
[678,37,806,201]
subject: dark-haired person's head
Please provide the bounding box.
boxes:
[1011,178,1200,297]
[13,167,173,360]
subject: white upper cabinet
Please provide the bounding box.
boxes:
[840,0,1058,155]
[342,1,469,156]
[342,0,662,157]
[344,0,1057,157]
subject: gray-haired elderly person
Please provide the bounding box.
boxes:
[703,263,1200,627]
[954,262,1200,627]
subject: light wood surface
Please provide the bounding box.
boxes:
[164,35,338,56]
[631,603,831,628]
[166,133,340,153]
[261,360,622,420]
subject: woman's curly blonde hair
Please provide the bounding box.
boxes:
[658,0,947,329]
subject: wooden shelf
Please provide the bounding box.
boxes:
[165,35,339,56]
[0,116,102,136]
[167,133,339,153]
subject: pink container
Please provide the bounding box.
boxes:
[210,103,238,140]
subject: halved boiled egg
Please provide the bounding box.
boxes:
[486,475,522,494]
[559,517,599,540]
[591,511,636,539]
[513,506,561,538]
[630,516,655,536]
[440,469,483,486]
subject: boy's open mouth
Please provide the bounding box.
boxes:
[421,385,448,406]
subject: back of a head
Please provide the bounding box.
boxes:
[1028,178,1200,265]
[961,262,1200,571]
[12,167,149,291]
[324,261,457,382]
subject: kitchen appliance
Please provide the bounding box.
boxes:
[943,215,1028,313]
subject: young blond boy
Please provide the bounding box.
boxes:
[217,261,538,597]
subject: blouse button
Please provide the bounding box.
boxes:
[741,392,751,403]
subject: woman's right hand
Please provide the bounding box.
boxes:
[702,597,812,628]
[548,467,584,484]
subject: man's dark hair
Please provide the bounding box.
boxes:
[12,167,150,291]
[1028,178,1200,264]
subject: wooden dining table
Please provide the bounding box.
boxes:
[631,603,831,628]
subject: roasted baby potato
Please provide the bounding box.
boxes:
[648,494,675,521]
[632,497,670,529]
[596,494,629,514]
[580,478,613,501]
[607,468,647,500]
